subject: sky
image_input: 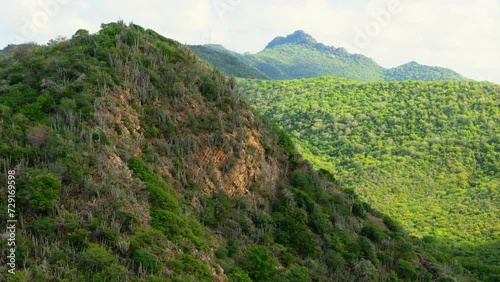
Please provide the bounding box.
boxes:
[1,0,499,83]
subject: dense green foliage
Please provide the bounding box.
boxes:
[0,22,471,281]
[190,45,268,79]
[240,76,500,281]
[194,30,467,82]
[20,173,62,211]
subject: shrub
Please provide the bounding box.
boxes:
[67,229,90,249]
[273,204,319,256]
[284,265,311,282]
[324,250,346,272]
[30,217,57,240]
[132,248,158,273]
[227,239,240,258]
[281,251,298,267]
[383,215,401,232]
[80,244,114,272]
[360,224,385,243]
[310,209,329,235]
[150,209,185,239]
[226,267,252,282]
[395,259,417,280]
[377,250,392,266]
[0,104,12,118]
[117,210,140,233]
[130,229,167,253]
[362,202,374,213]
[128,156,180,211]
[22,173,62,211]
[289,187,315,212]
[106,263,128,281]
[352,202,366,219]
[63,218,80,232]
[395,241,414,260]
[167,254,213,282]
[239,246,279,281]
[26,125,50,147]
[63,153,92,185]
[98,227,119,248]
[354,259,376,281]
[277,130,296,156]
[215,246,228,259]
[145,126,159,138]
[201,190,233,227]
[291,172,311,188]
[358,236,377,263]
[32,266,49,281]
[199,75,219,101]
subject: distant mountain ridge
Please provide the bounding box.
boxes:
[265,30,317,48]
[189,45,268,79]
[384,61,466,81]
[190,30,468,82]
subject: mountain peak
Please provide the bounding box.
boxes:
[265,30,318,49]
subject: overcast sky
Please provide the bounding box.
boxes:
[1,0,499,83]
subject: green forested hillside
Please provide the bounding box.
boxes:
[240,77,500,281]
[0,22,468,281]
[384,61,466,81]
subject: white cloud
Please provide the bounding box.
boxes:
[0,0,499,83]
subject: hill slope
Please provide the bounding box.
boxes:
[240,77,500,281]
[0,23,468,281]
[384,61,466,81]
[190,45,268,79]
[195,30,468,82]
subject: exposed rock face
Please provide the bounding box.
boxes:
[265,30,318,49]
[93,83,285,202]
[193,131,283,197]
[264,30,348,55]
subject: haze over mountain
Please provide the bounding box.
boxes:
[191,30,468,82]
